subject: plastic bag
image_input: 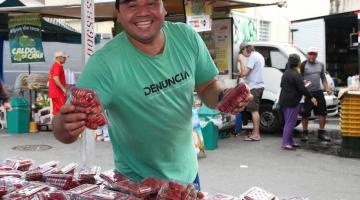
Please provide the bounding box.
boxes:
[85,188,133,200]
[66,184,100,199]
[2,182,49,200]
[113,180,156,198]
[140,177,167,192]
[0,170,23,179]
[44,174,78,190]
[70,87,108,130]
[0,177,28,194]
[217,82,250,113]
[156,181,198,200]
[100,170,128,185]
[239,187,279,200]
[3,157,33,172]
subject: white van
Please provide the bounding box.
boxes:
[241,42,339,133]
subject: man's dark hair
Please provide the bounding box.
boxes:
[115,0,121,10]
[240,43,255,54]
[115,0,164,10]
[287,54,301,69]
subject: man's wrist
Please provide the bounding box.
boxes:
[218,88,230,102]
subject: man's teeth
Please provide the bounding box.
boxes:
[136,21,152,28]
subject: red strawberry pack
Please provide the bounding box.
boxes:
[70,87,108,130]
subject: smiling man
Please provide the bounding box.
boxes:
[53,0,252,186]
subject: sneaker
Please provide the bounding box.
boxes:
[318,129,331,142]
[301,130,309,142]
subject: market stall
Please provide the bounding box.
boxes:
[0,1,288,199]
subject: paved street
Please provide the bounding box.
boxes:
[1,119,360,199]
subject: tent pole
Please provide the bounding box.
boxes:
[81,0,96,168]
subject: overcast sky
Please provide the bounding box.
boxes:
[286,0,330,20]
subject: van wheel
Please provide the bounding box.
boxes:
[259,103,284,133]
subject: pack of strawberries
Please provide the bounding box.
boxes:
[0,157,208,200]
[70,87,108,130]
[217,82,250,113]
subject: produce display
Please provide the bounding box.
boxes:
[70,87,108,130]
[0,157,285,200]
[0,157,207,200]
[217,82,250,113]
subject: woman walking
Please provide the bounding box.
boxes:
[279,54,317,150]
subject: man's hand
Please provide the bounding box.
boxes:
[62,88,67,96]
[3,102,12,112]
[311,97,318,107]
[326,89,332,95]
[231,93,253,114]
[53,104,87,144]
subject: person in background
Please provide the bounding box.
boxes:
[279,54,317,150]
[233,49,249,136]
[238,44,265,141]
[49,51,68,116]
[300,47,332,142]
[0,81,12,111]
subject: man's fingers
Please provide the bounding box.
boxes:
[60,104,76,114]
[64,121,86,132]
[68,126,86,137]
[62,113,87,123]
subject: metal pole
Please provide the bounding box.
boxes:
[81,0,95,168]
[28,64,32,115]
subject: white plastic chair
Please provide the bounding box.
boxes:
[0,106,7,129]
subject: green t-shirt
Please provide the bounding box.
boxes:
[77,22,218,183]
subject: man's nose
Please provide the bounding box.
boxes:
[136,4,151,16]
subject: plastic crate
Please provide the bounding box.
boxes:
[341,129,360,137]
[341,103,360,109]
[340,120,360,127]
[340,124,360,130]
[341,101,360,106]
[340,115,360,121]
[341,97,360,104]
[340,110,360,117]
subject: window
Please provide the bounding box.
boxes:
[259,20,271,42]
[255,46,287,71]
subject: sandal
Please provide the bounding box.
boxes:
[244,135,260,141]
[282,145,295,150]
[292,143,300,148]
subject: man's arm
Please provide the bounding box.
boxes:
[53,76,66,94]
[320,64,331,94]
[239,57,251,77]
[195,78,224,109]
[195,78,252,113]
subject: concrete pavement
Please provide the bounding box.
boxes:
[0,121,359,200]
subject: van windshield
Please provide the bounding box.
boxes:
[282,45,307,61]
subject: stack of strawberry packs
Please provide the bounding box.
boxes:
[0,157,209,200]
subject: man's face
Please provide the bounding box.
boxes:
[58,57,66,64]
[307,52,318,63]
[241,49,250,57]
[117,0,167,44]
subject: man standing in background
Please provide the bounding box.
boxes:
[49,51,68,116]
[238,44,265,141]
[301,47,332,142]
[0,81,12,111]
